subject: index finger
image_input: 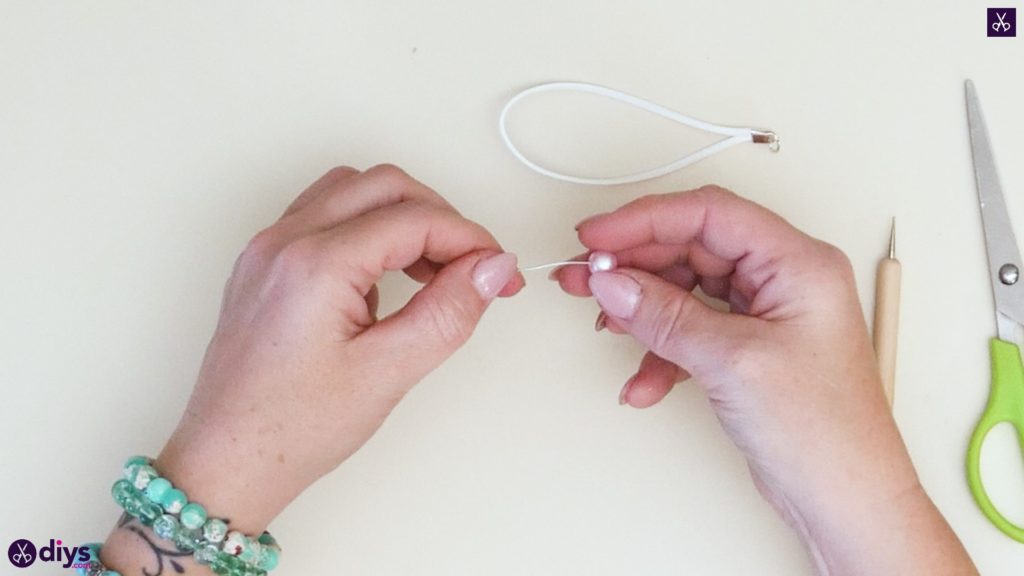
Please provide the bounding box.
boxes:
[315,200,525,296]
[577,186,809,262]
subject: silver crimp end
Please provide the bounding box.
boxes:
[752,130,780,153]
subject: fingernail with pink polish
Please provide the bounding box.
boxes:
[472,253,518,300]
[588,273,641,320]
[619,375,637,405]
[594,311,608,332]
[575,213,605,230]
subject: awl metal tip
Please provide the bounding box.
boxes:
[888,217,896,259]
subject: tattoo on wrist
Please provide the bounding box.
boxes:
[118,513,192,575]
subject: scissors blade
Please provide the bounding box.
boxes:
[966,79,1024,334]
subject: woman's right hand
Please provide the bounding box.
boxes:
[554,186,976,576]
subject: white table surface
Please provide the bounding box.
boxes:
[2,1,1023,574]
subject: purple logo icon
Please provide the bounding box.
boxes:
[988,8,1016,36]
[8,539,36,568]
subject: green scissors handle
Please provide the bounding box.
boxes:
[966,338,1024,542]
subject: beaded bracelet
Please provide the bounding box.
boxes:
[113,456,280,576]
[76,543,119,576]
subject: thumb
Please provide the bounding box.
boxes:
[359,250,520,382]
[588,268,752,376]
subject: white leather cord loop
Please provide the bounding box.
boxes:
[498,82,779,186]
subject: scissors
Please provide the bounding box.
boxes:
[11,542,33,565]
[965,79,1024,543]
[993,12,1012,33]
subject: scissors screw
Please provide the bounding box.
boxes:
[999,263,1020,285]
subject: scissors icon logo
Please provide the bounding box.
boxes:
[987,7,1017,36]
[7,539,36,568]
[993,12,1011,31]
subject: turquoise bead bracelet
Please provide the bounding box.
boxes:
[113,456,281,575]
[76,543,120,576]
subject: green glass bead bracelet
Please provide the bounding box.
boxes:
[114,456,281,575]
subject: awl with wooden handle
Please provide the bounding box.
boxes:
[873,219,901,407]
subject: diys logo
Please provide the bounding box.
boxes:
[7,539,91,569]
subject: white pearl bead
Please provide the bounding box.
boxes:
[223,531,247,556]
[588,251,617,273]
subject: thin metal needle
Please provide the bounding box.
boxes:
[889,217,896,259]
